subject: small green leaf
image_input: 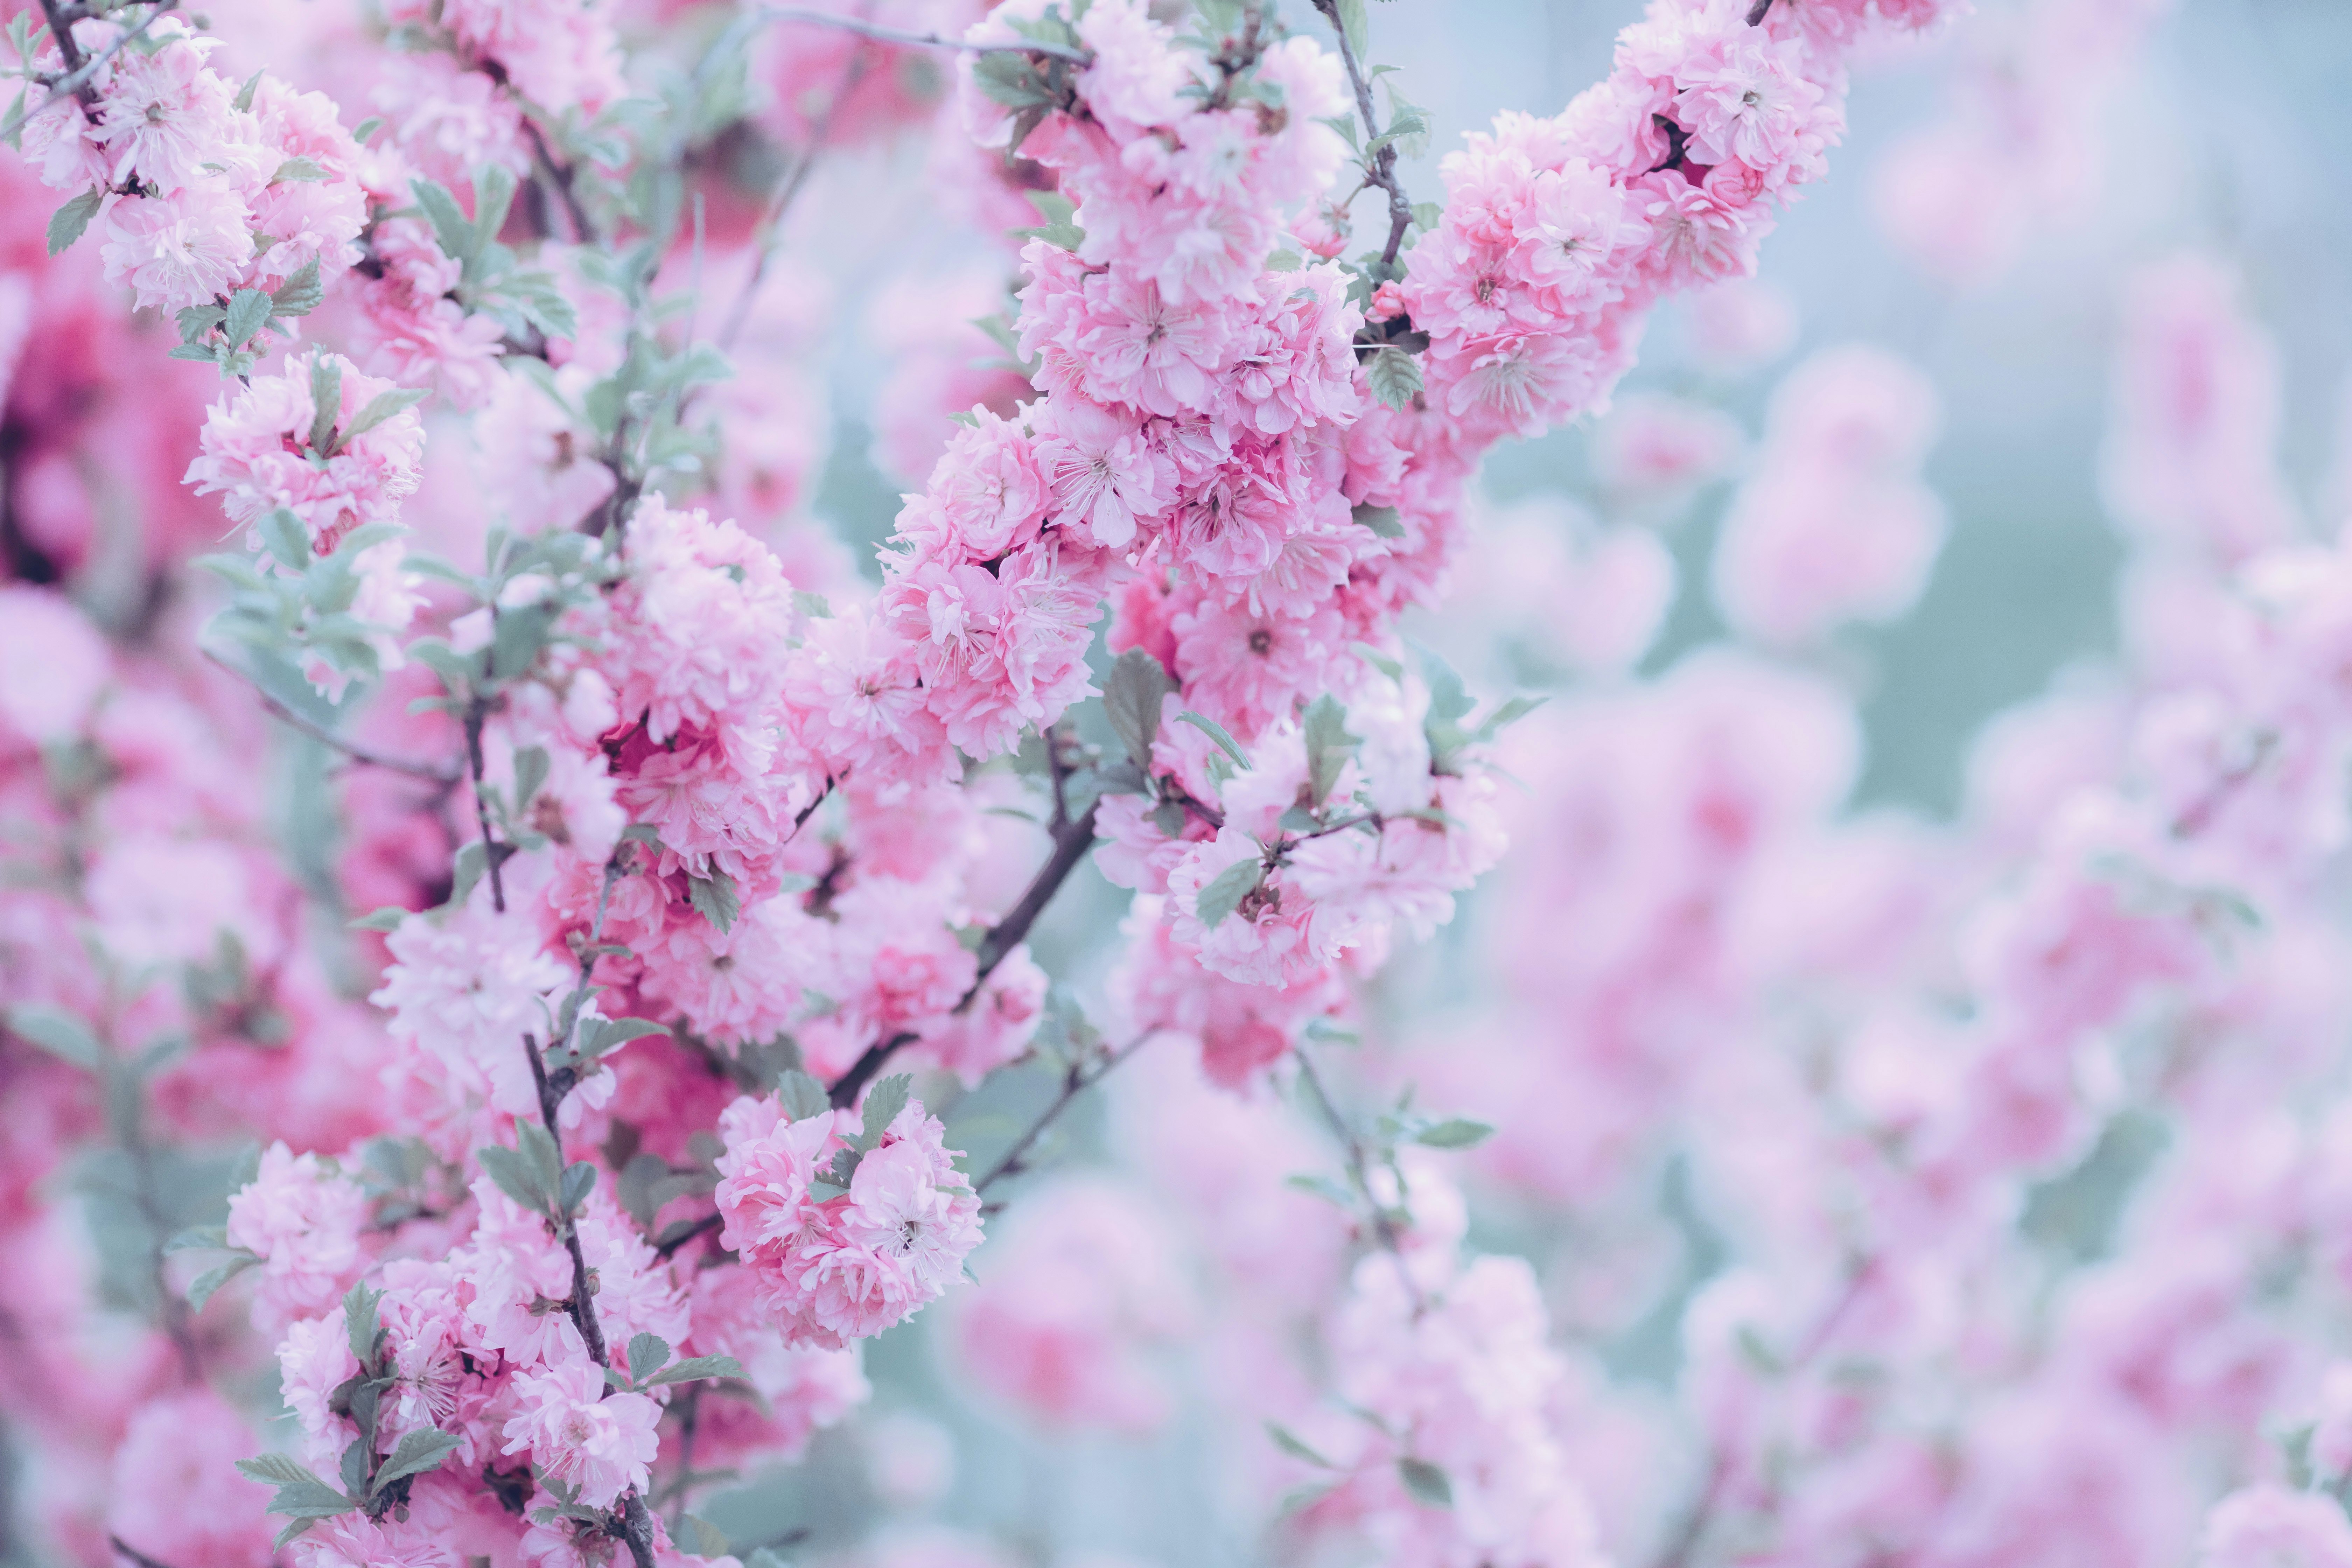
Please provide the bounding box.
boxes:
[1365,345,1423,412]
[188,1252,260,1312]
[1194,858,1263,930]
[1398,1457,1452,1508]
[859,1074,912,1148]
[343,1281,384,1365]
[1414,1118,1494,1149]
[260,507,310,570]
[625,1332,672,1381]
[1333,0,1367,56]
[1302,693,1359,809]
[645,1354,747,1388]
[687,869,739,935]
[370,1428,461,1493]
[223,286,274,351]
[349,906,410,932]
[777,1068,828,1121]
[46,188,101,256]
[1104,648,1173,770]
[7,1003,99,1069]
[271,256,324,318]
[584,1016,669,1056]
[1352,503,1404,539]
[510,745,550,812]
[557,1160,596,1217]
[1012,189,1085,251]
[1266,1421,1337,1468]
[1176,710,1251,770]
[334,387,428,449]
[306,352,343,454]
[231,68,265,112]
[271,155,329,183]
[476,1144,545,1213]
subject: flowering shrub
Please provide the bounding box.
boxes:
[4,0,2345,1566]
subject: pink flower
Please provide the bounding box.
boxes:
[225,1142,369,1331]
[2199,1485,2352,1568]
[107,1391,277,1568]
[502,1357,661,1510]
[184,352,427,551]
[1032,396,1173,551]
[99,182,255,314]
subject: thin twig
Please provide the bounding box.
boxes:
[652,1210,722,1260]
[522,115,598,246]
[110,1536,182,1568]
[1293,1042,1426,1314]
[974,1032,1152,1194]
[719,28,872,350]
[1310,0,1413,271]
[202,649,461,784]
[5,0,175,138]
[751,5,1090,63]
[1745,0,1776,24]
[463,694,510,913]
[827,799,1101,1109]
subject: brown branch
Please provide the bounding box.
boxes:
[462,693,511,913]
[1745,0,1776,24]
[974,1032,1152,1194]
[652,1210,722,1260]
[1311,0,1414,272]
[110,1536,183,1568]
[8,0,175,136]
[827,798,1101,1108]
[522,115,598,246]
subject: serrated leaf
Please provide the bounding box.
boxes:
[645,1354,747,1388]
[1414,1118,1494,1149]
[272,256,324,318]
[557,1160,596,1217]
[343,1281,384,1365]
[306,352,342,454]
[1398,1457,1452,1508]
[1302,693,1359,809]
[370,1428,461,1493]
[334,387,428,450]
[1194,858,1263,930]
[585,1016,669,1057]
[777,1068,828,1121]
[271,155,329,183]
[859,1074,912,1148]
[1333,0,1367,56]
[46,188,100,256]
[222,286,273,351]
[1352,503,1404,539]
[1365,345,1423,412]
[1104,648,1172,770]
[687,869,739,935]
[260,507,310,570]
[476,1144,545,1213]
[7,1003,99,1069]
[188,1252,260,1311]
[517,1119,565,1197]
[237,1454,325,1489]
[626,1332,671,1381]
[1175,710,1251,770]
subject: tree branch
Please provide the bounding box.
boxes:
[652,1210,722,1260]
[203,650,461,785]
[1294,1042,1426,1314]
[827,799,1101,1109]
[1311,0,1414,271]
[974,1032,1152,1195]
[6,0,175,137]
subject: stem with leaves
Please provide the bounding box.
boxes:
[1311,0,1414,271]
[826,798,1101,1109]
[1293,1042,1426,1315]
[974,1032,1152,1196]
[3,0,176,140]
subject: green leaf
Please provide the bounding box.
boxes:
[1302,693,1359,809]
[777,1068,828,1121]
[46,188,101,256]
[7,1003,99,1069]
[1013,189,1085,251]
[1474,693,1547,740]
[236,1453,326,1489]
[411,178,475,268]
[584,1016,670,1057]
[349,906,410,932]
[476,1143,545,1213]
[1266,1421,1337,1468]
[625,1332,671,1381]
[687,869,739,935]
[271,256,324,318]
[1194,857,1263,930]
[1411,201,1442,231]
[469,167,520,261]
[165,1224,231,1254]
[1333,0,1367,56]
[223,286,274,351]
[509,745,550,814]
[231,68,265,112]
[1365,345,1423,412]
[306,352,343,454]
[557,1160,596,1217]
[446,840,488,912]
[188,1252,260,1312]
[334,387,429,450]
[1414,1118,1494,1149]
[645,1354,747,1388]
[370,1428,461,1493]
[343,1281,384,1365]
[1104,648,1173,770]
[271,155,329,183]
[490,602,552,681]
[517,1120,566,1198]
[1398,1457,1452,1508]
[1352,503,1404,539]
[859,1073,912,1148]
[678,1516,731,1560]
[351,115,382,144]
[260,507,310,570]
[1176,710,1251,770]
